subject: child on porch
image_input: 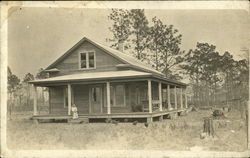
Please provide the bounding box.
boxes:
[71,104,78,119]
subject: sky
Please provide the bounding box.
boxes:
[7,7,249,79]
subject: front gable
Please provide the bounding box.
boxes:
[48,40,124,77]
[45,37,164,78]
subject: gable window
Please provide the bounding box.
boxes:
[79,51,96,69]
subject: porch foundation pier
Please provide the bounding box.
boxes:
[33,85,38,116]
[180,88,183,109]
[106,82,111,114]
[67,84,72,115]
[147,117,153,123]
[174,86,177,110]
[185,88,188,108]
[148,80,152,113]
[167,85,172,110]
[158,82,163,111]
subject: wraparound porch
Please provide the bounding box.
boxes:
[30,71,189,123]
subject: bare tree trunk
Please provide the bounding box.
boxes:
[203,117,215,137]
[9,92,13,120]
[19,95,22,106]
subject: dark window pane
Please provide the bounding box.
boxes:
[81,53,86,60]
[92,88,97,102]
[89,59,94,68]
[89,52,95,68]
[89,52,94,59]
[65,87,68,107]
[110,86,114,106]
[80,53,87,68]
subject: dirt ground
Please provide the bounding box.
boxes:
[7,109,247,151]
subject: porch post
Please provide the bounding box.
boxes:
[167,85,172,110]
[33,85,38,116]
[158,82,163,111]
[67,84,72,115]
[106,82,111,114]
[185,88,188,108]
[148,80,152,113]
[180,87,183,109]
[174,86,177,110]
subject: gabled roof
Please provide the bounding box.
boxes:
[45,37,164,76]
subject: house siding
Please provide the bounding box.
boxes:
[49,82,153,115]
[50,41,123,77]
[49,87,67,114]
[73,85,89,114]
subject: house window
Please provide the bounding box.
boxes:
[115,85,125,107]
[79,51,96,69]
[80,53,87,69]
[108,84,126,107]
[136,87,140,104]
[89,52,95,68]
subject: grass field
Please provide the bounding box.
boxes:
[7,109,247,151]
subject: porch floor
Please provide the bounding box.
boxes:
[32,108,187,123]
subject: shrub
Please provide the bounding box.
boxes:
[212,109,225,119]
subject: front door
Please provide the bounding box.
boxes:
[90,86,103,113]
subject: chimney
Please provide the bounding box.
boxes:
[118,42,124,52]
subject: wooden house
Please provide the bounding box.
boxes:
[30,37,188,123]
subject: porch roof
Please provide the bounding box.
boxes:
[30,70,187,87]
[30,70,151,84]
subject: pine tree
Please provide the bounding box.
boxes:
[107,9,132,50]
[129,9,149,61]
[147,17,184,72]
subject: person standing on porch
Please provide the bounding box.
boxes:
[71,104,78,119]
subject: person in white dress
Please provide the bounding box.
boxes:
[71,104,78,119]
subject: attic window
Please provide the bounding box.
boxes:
[79,51,96,69]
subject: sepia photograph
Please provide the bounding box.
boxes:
[1,1,249,157]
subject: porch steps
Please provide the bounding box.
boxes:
[68,117,89,124]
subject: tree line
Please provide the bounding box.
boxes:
[107,9,249,107]
[181,43,249,107]
[7,67,48,116]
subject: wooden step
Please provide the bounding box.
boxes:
[68,117,89,124]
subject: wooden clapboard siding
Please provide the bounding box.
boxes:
[50,87,67,114]
[73,85,89,114]
[49,81,150,115]
[51,41,123,77]
[111,107,131,113]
